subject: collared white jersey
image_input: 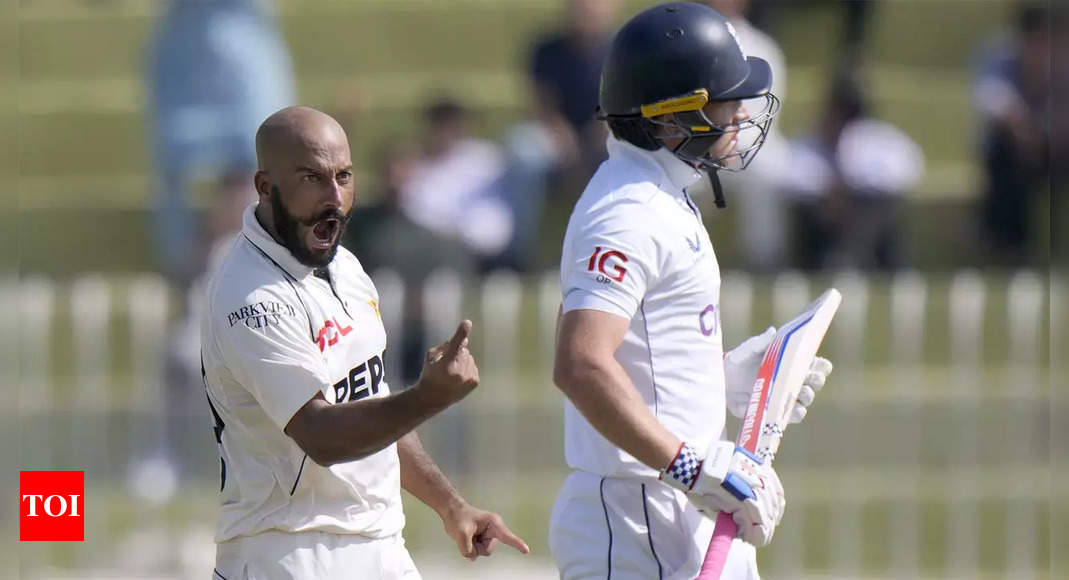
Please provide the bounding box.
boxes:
[559,136,727,479]
[201,204,404,543]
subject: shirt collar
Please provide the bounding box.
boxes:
[241,202,316,280]
[606,135,704,195]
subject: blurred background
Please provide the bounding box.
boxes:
[8,0,1063,578]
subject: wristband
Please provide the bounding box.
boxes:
[660,441,703,491]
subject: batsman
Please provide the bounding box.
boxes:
[550,3,833,579]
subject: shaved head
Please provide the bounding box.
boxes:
[252,106,356,268]
[255,106,350,173]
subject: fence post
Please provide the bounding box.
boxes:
[420,269,465,478]
[124,274,179,506]
[537,271,559,368]
[19,277,55,463]
[889,269,927,577]
[769,271,809,574]
[828,270,868,576]
[69,275,113,568]
[477,271,523,520]
[947,270,985,576]
[1005,270,1043,578]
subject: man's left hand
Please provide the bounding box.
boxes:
[441,501,530,560]
[724,327,833,424]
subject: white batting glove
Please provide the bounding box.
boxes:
[660,441,785,547]
[724,327,833,424]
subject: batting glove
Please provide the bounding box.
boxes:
[660,441,785,547]
[724,327,833,424]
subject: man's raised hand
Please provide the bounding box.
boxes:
[417,320,480,407]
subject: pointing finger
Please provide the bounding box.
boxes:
[488,520,530,554]
[445,320,473,359]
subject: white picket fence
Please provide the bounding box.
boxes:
[10,269,1052,579]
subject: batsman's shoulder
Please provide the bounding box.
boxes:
[575,184,667,241]
[577,180,655,219]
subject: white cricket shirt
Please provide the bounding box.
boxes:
[201,205,404,543]
[560,136,727,479]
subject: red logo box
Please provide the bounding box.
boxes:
[20,471,84,541]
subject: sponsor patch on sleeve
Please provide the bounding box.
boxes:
[226,301,297,330]
[586,246,629,284]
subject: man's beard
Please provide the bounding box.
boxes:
[270,187,351,268]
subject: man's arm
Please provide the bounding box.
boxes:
[397,430,464,517]
[286,321,477,467]
[397,420,529,559]
[553,308,682,470]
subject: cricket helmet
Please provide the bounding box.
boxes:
[598,2,780,205]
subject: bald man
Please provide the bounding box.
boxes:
[200,106,528,579]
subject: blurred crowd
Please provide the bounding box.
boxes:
[145,0,1061,287]
[137,0,1061,487]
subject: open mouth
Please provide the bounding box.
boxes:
[310,218,340,250]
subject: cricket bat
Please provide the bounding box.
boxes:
[697,288,842,579]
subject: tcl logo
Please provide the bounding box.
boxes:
[587,246,628,283]
[20,471,84,541]
[316,316,353,352]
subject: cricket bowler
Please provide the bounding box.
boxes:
[201,106,529,579]
[550,4,833,578]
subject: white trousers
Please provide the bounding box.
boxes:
[549,471,760,580]
[214,530,421,580]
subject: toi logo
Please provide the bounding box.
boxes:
[20,471,84,541]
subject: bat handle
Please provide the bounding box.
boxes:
[697,511,737,579]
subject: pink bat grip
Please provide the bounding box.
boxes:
[697,511,736,579]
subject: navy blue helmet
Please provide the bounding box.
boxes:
[598,2,780,205]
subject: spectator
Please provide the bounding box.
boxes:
[700,0,791,272]
[972,2,1052,265]
[344,143,473,384]
[1052,7,1068,260]
[494,0,620,272]
[529,0,618,169]
[147,0,295,290]
[399,99,512,271]
[782,69,924,271]
[743,1,878,68]
[137,0,295,498]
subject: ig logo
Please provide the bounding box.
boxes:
[587,246,629,283]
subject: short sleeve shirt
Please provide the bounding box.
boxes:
[201,204,404,542]
[559,136,728,478]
